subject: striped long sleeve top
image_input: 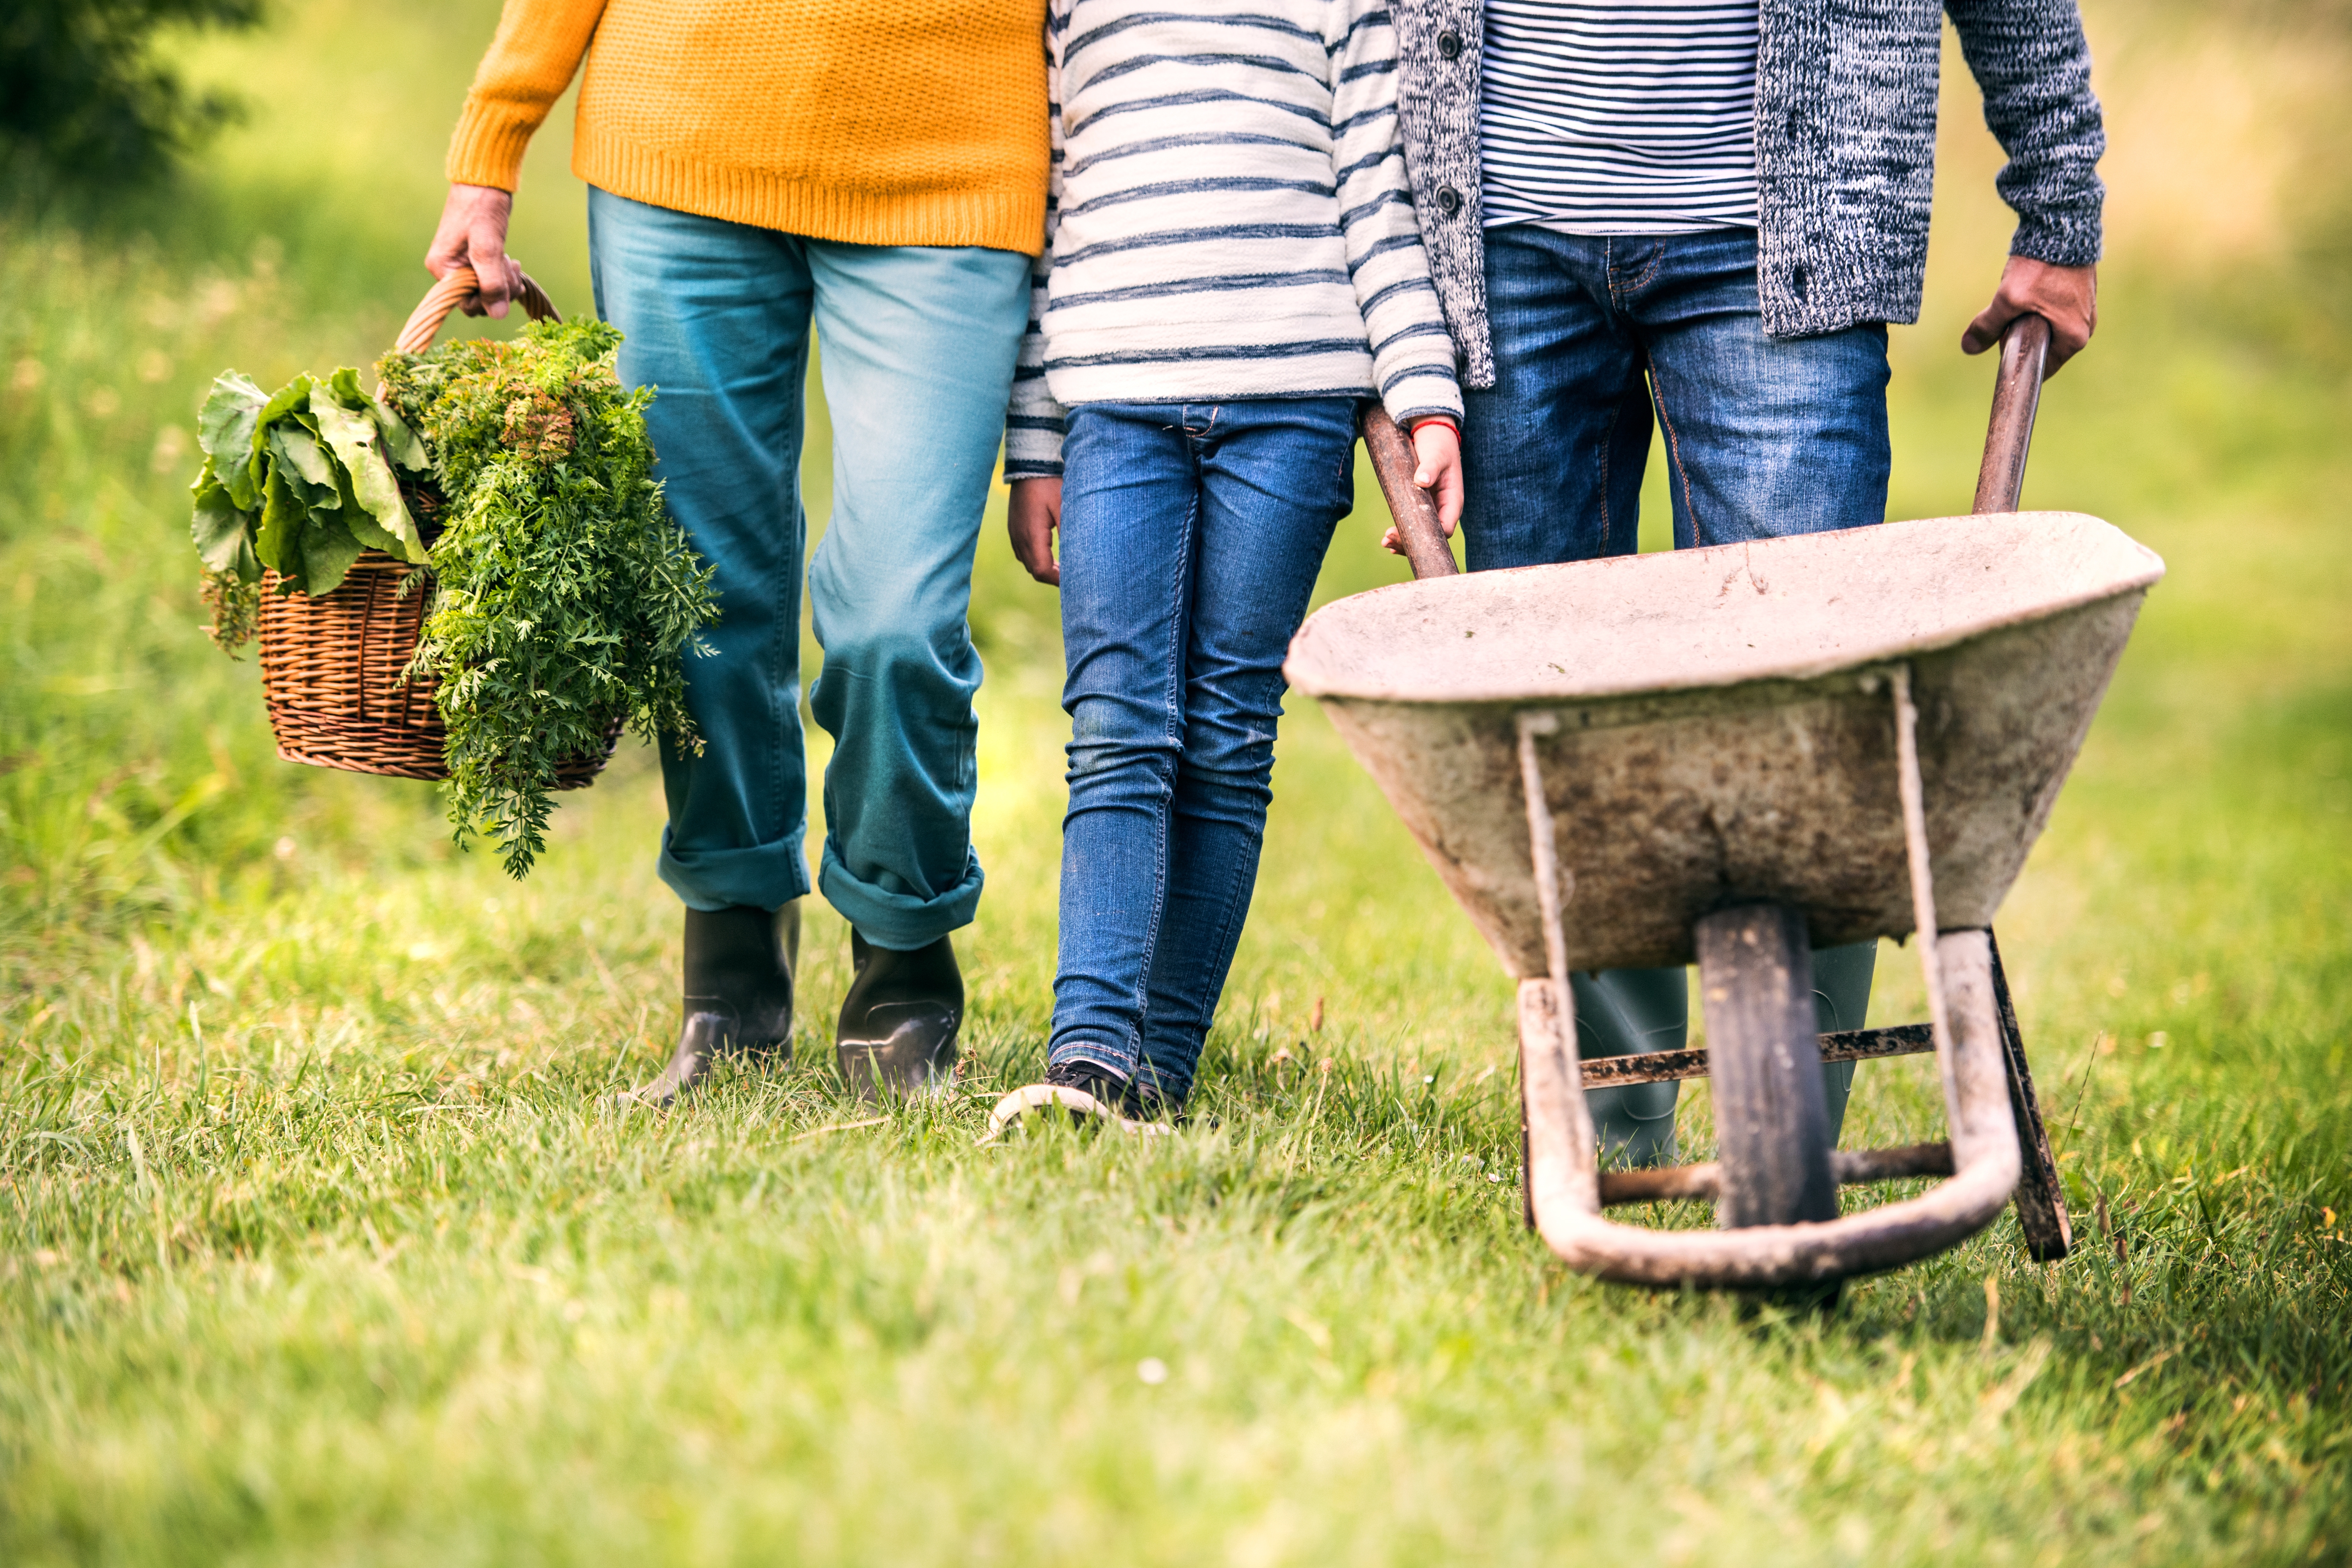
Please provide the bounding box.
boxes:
[1003,0,1464,479]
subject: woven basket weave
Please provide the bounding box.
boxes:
[256,548,616,787]
[253,264,615,788]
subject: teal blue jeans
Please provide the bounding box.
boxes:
[588,189,1030,947]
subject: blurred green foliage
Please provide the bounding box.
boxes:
[0,0,264,190]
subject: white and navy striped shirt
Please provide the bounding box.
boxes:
[1004,0,1464,478]
[1479,0,1760,234]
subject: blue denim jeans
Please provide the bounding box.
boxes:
[1049,400,1357,1103]
[1464,225,1889,1162]
[588,189,1030,947]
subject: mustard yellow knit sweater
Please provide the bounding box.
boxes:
[447,0,1050,254]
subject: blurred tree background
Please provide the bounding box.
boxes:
[0,0,264,190]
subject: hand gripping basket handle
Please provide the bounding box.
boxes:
[1361,404,1460,581]
[394,264,562,355]
[1971,311,2051,514]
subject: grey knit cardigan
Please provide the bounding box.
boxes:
[1391,0,2107,387]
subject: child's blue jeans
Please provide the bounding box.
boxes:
[1049,399,1357,1103]
[1462,225,1892,1163]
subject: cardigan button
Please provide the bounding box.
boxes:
[1437,30,1462,59]
[1437,185,1463,217]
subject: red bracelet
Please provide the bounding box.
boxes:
[1408,415,1459,436]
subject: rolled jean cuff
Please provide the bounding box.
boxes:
[658,826,814,913]
[819,839,984,950]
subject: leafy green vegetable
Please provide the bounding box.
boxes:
[189,475,250,574]
[196,371,266,509]
[310,384,423,559]
[186,316,718,879]
[188,362,432,632]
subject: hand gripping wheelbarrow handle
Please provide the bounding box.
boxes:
[1360,405,1462,580]
[1358,313,2054,577]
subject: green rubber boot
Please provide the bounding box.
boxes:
[623,901,800,1108]
[835,931,962,1100]
[1573,941,1878,1167]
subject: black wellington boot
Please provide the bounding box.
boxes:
[622,902,800,1108]
[835,930,961,1099]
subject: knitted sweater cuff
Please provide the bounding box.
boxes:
[1003,412,1066,479]
[2009,202,2103,270]
[446,101,540,192]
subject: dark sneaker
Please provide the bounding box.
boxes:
[1046,1058,1141,1120]
[980,1057,1184,1141]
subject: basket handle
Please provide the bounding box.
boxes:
[1361,404,1460,581]
[1970,312,2050,515]
[394,264,562,355]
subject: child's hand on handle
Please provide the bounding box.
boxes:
[1008,477,1064,586]
[1412,418,1463,527]
[1380,416,1463,556]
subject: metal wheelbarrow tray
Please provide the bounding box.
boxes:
[1290,322,2164,1289]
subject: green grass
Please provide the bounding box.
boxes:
[3,1,2349,1562]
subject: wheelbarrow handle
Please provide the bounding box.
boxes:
[1364,310,2050,564]
[1361,404,1461,580]
[1971,312,2051,515]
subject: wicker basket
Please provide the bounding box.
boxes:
[253,264,616,788]
[256,549,617,787]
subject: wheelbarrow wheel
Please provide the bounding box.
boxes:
[1696,903,1840,1230]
